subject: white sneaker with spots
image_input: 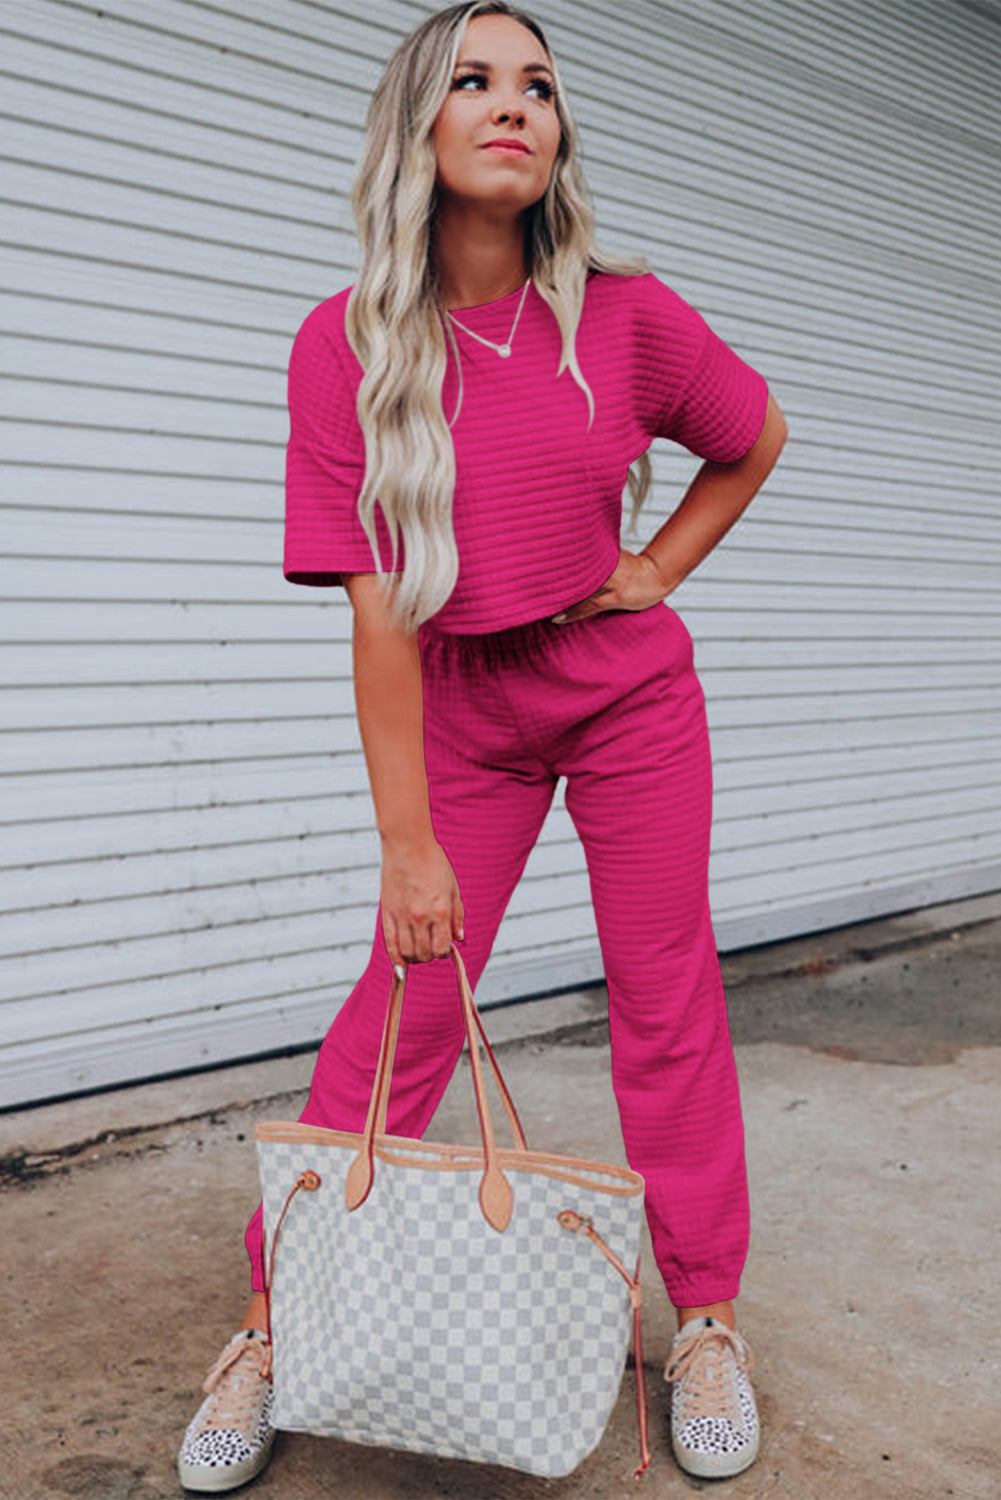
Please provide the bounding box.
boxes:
[664,1314,760,1478]
[178,1327,277,1493]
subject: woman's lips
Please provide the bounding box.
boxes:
[482,142,530,155]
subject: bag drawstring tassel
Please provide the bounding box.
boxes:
[261,1169,323,1382]
[557,1210,652,1477]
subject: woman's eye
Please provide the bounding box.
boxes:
[452,71,556,102]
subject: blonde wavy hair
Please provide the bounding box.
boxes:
[346,0,654,631]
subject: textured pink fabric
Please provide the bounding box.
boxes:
[283,271,769,633]
[245,603,750,1308]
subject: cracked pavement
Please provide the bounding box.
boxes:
[3,893,1000,1499]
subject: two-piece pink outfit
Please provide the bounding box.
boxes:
[245,270,770,1309]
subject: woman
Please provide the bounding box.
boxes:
[178,2,788,1490]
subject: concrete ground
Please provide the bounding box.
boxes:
[3,890,1001,1500]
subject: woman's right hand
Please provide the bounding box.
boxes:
[379,835,465,968]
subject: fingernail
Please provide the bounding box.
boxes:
[394,963,405,980]
[457,929,464,941]
[551,613,567,624]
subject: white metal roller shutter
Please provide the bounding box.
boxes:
[601,0,1001,944]
[1,0,998,1106]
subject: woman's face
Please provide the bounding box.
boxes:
[431,13,562,216]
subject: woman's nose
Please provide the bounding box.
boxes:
[492,98,525,126]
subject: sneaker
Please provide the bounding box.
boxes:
[664,1314,760,1479]
[178,1327,277,1493]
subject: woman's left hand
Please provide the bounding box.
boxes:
[550,549,666,624]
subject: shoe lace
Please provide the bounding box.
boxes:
[197,1333,272,1434]
[664,1323,755,1423]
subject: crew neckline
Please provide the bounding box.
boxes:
[443,278,533,315]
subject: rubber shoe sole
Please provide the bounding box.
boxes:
[178,1423,276,1493]
[673,1423,760,1479]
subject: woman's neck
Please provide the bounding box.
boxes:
[432,206,529,311]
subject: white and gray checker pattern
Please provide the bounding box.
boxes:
[258,1137,644,1478]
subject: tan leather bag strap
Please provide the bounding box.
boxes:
[344,946,527,1230]
[370,949,528,1150]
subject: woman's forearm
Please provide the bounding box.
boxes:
[348,585,435,851]
[641,392,788,597]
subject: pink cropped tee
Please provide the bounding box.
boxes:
[283,270,769,634]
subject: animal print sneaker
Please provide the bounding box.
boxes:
[178,1327,277,1493]
[664,1314,760,1478]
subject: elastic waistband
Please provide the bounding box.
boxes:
[419,611,591,662]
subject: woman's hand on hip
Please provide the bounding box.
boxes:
[549,549,666,625]
[380,834,465,968]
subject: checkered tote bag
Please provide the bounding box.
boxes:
[255,946,651,1479]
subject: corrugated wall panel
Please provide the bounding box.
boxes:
[595,0,1001,946]
[1,0,998,1105]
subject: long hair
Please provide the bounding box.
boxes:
[346,0,653,631]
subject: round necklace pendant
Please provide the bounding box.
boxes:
[497,344,511,358]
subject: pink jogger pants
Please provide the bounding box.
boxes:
[245,600,750,1308]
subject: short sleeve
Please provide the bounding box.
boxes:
[283,298,405,587]
[638,274,769,464]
